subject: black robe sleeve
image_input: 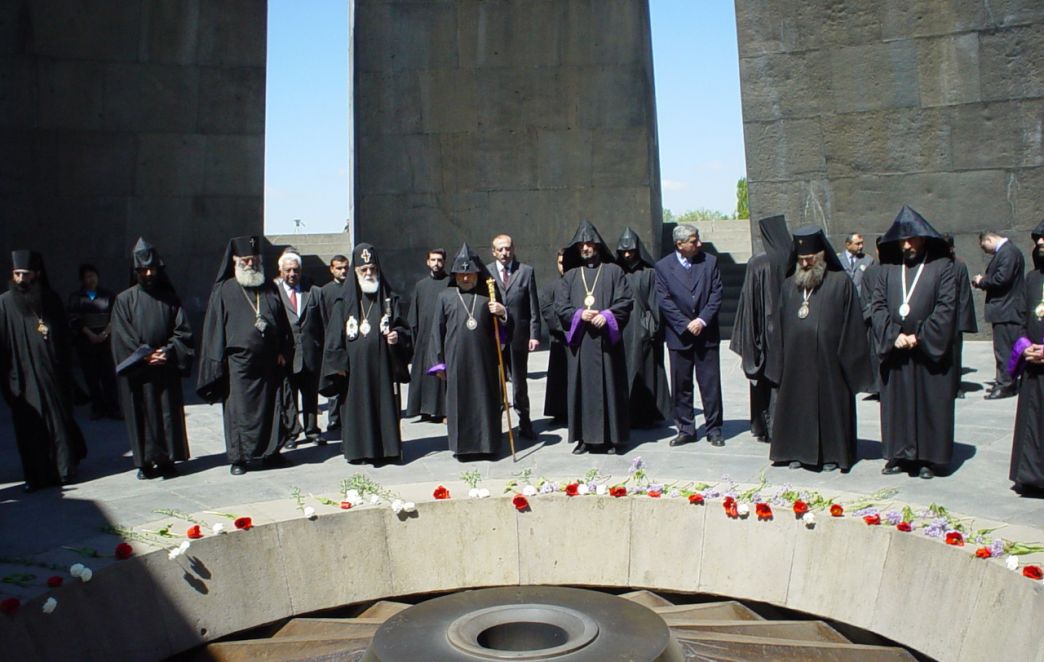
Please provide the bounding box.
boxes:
[319,297,349,396]
[195,285,229,403]
[838,275,873,394]
[913,261,957,363]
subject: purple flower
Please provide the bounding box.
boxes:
[703,488,721,499]
[990,539,1005,557]
[648,483,663,494]
[921,517,948,539]
[667,489,680,499]
[540,482,556,494]
[629,457,646,473]
[883,510,902,525]
[853,507,879,517]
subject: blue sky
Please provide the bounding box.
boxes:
[264,1,746,234]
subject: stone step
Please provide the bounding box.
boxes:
[653,601,764,622]
[356,600,411,620]
[271,617,384,639]
[617,589,676,609]
[203,636,370,661]
[673,632,916,661]
[671,619,849,643]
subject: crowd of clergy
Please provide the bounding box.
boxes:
[1,210,1042,497]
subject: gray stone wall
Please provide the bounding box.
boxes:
[354,0,663,295]
[0,0,267,318]
[735,1,1043,332]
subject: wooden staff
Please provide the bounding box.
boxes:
[486,277,517,461]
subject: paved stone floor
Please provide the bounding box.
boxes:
[0,341,1041,557]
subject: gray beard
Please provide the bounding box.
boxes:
[235,264,264,288]
[357,275,380,293]
[794,260,827,290]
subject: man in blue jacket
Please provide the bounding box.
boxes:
[654,224,724,447]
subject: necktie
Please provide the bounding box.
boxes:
[288,287,298,313]
[503,267,510,288]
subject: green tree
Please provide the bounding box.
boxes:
[677,208,729,223]
[736,177,749,219]
[662,208,675,224]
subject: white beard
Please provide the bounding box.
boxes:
[235,263,264,288]
[357,274,380,294]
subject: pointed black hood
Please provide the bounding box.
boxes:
[878,206,949,264]
[562,220,615,271]
[449,243,488,276]
[132,237,165,269]
[212,235,262,284]
[758,215,791,270]
[1031,219,1044,270]
[615,226,655,271]
[785,225,844,276]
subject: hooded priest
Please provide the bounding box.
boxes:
[427,244,510,458]
[555,221,633,455]
[111,238,194,479]
[320,243,411,465]
[197,235,293,475]
[871,207,957,480]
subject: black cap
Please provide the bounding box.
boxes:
[11,249,33,271]
[231,235,259,257]
[353,243,379,268]
[450,243,485,274]
[792,227,827,255]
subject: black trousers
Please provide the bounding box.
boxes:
[289,370,321,436]
[77,342,118,414]
[326,393,341,429]
[749,378,776,440]
[504,343,530,420]
[668,344,723,437]
[993,322,1022,389]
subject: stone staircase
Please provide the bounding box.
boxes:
[195,589,915,661]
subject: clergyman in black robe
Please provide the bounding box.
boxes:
[729,215,790,442]
[1006,219,1044,496]
[406,248,450,422]
[540,250,567,424]
[770,227,871,472]
[111,238,194,479]
[0,250,87,491]
[321,243,412,464]
[871,206,957,479]
[67,264,120,419]
[428,243,510,458]
[858,239,884,399]
[317,254,348,433]
[616,227,670,427]
[555,221,633,454]
[196,235,293,475]
[946,235,978,398]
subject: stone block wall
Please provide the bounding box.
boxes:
[0,0,267,318]
[354,0,663,295]
[735,1,1043,333]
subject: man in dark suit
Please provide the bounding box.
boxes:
[973,230,1025,399]
[487,234,540,439]
[837,232,875,298]
[317,254,348,434]
[654,224,724,447]
[275,250,325,446]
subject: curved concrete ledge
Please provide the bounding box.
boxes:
[1,484,1042,662]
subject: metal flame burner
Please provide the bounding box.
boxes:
[362,586,683,661]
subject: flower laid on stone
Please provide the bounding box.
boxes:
[340,501,352,510]
[945,531,965,547]
[975,547,992,559]
[0,598,18,615]
[688,493,704,505]
[802,512,815,528]
[647,488,661,498]
[564,483,579,497]
[78,567,93,583]
[896,522,912,532]
[42,597,57,614]
[830,504,844,517]
[369,495,382,505]
[736,503,750,518]
[467,488,491,499]
[47,576,62,588]
[722,496,738,519]
[512,495,529,512]
[234,517,252,530]
[792,500,809,517]
[303,506,317,520]
[863,514,881,526]
[391,499,416,515]
[1022,565,1043,581]
[168,540,191,560]
[578,484,591,496]
[433,486,450,500]
[1006,555,1020,571]
[114,543,133,560]
[391,499,405,514]
[69,563,85,578]
[186,525,203,539]
[595,483,607,495]
[212,523,226,534]
[755,503,773,521]
[609,486,627,498]
[521,485,537,497]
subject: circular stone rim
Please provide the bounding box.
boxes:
[446,603,599,660]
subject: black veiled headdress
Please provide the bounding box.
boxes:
[615,226,655,270]
[878,206,949,264]
[562,220,615,271]
[758,215,791,271]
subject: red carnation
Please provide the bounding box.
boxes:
[47,576,63,588]
[609,486,627,498]
[0,598,19,615]
[755,502,773,520]
[863,514,881,526]
[792,500,809,517]
[975,547,992,559]
[830,504,844,517]
[433,485,450,500]
[512,495,529,512]
[234,517,253,530]
[114,542,133,560]
[945,531,965,547]
[723,496,738,519]
[339,501,352,510]
[186,525,203,539]
[564,483,579,497]
[1023,565,1043,581]
[647,490,662,498]
[896,521,912,532]
[688,493,704,505]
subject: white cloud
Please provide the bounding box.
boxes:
[661,178,688,191]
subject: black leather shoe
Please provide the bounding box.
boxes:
[136,468,151,480]
[669,433,694,447]
[985,388,1016,400]
[284,439,298,450]
[157,463,177,479]
[881,461,903,475]
[789,461,802,470]
[606,445,618,455]
[572,442,588,455]
[822,463,839,472]
[919,465,935,479]
[230,464,246,476]
[708,433,725,447]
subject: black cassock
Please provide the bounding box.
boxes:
[952,258,978,395]
[196,279,292,463]
[321,292,411,462]
[859,263,884,394]
[406,274,450,418]
[539,280,567,421]
[871,258,956,465]
[111,285,194,468]
[1009,266,1044,490]
[620,266,670,426]
[0,287,87,485]
[555,264,633,446]
[771,270,871,469]
[429,286,509,456]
